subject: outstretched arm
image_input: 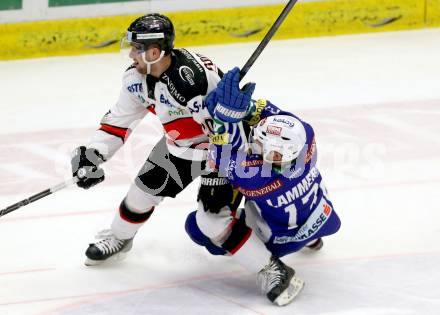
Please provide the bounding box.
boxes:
[72,71,149,189]
[205,66,297,128]
[87,84,149,160]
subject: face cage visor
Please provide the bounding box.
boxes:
[120,30,166,56]
[250,128,299,164]
[120,31,166,74]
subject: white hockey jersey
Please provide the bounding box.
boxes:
[88,48,222,161]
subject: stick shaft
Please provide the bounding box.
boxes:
[239,0,298,81]
[0,177,79,218]
[0,1,298,218]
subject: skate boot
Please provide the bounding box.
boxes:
[305,238,323,251]
[85,229,134,266]
[257,256,305,306]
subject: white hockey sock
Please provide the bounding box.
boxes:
[231,231,272,274]
[110,183,163,240]
[111,213,147,240]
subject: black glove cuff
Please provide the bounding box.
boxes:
[200,176,229,186]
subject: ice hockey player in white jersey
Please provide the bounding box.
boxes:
[71,14,273,269]
[185,67,341,306]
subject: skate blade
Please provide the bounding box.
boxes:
[84,251,129,266]
[305,238,323,251]
[273,276,305,306]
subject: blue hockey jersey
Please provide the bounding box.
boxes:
[209,99,340,256]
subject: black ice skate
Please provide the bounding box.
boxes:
[305,237,324,251]
[85,229,133,266]
[257,256,305,306]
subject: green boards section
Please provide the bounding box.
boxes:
[0,0,22,10]
[49,0,139,7]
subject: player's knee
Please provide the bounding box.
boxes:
[195,203,234,240]
[125,182,163,213]
[185,211,205,245]
[185,211,226,256]
[220,216,252,254]
[119,198,154,224]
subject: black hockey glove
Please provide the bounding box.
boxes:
[197,173,233,214]
[71,146,105,189]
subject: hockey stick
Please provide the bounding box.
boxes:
[239,0,298,81]
[1,2,297,218]
[0,169,85,219]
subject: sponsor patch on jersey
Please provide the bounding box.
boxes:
[273,199,332,244]
[168,108,186,116]
[241,159,264,167]
[323,203,331,216]
[127,83,143,93]
[210,133,229,145]
[161,73,186,103]
[266,125,282,136]
[160,94,173,107]
[238,179,283,198]
[179,66,196,85]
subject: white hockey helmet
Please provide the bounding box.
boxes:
[251,115,307,164]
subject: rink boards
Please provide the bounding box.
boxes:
[1,0,439,60]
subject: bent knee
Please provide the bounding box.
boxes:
[125,182,163,213]
[185,211,226,256]
[195,203,234,241]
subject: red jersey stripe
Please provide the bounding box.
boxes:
[99,124,130,141]
[163,117,204,140]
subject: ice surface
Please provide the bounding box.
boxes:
[0,29,439,315]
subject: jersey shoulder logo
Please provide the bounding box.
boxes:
[178,65,196,86]
[160,49,211,105]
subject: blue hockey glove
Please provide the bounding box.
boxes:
[215,67,256,123]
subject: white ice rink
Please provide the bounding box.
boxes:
[1,28,440,315]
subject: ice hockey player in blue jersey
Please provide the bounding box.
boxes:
[185,67,341,306]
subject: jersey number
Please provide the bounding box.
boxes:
[201,118,215,134]
[284,183,320,229]
[284,204,298,229]
[196,53,215,71]
[302,183,319,209]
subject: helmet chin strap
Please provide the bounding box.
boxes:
[141,50,165,75]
